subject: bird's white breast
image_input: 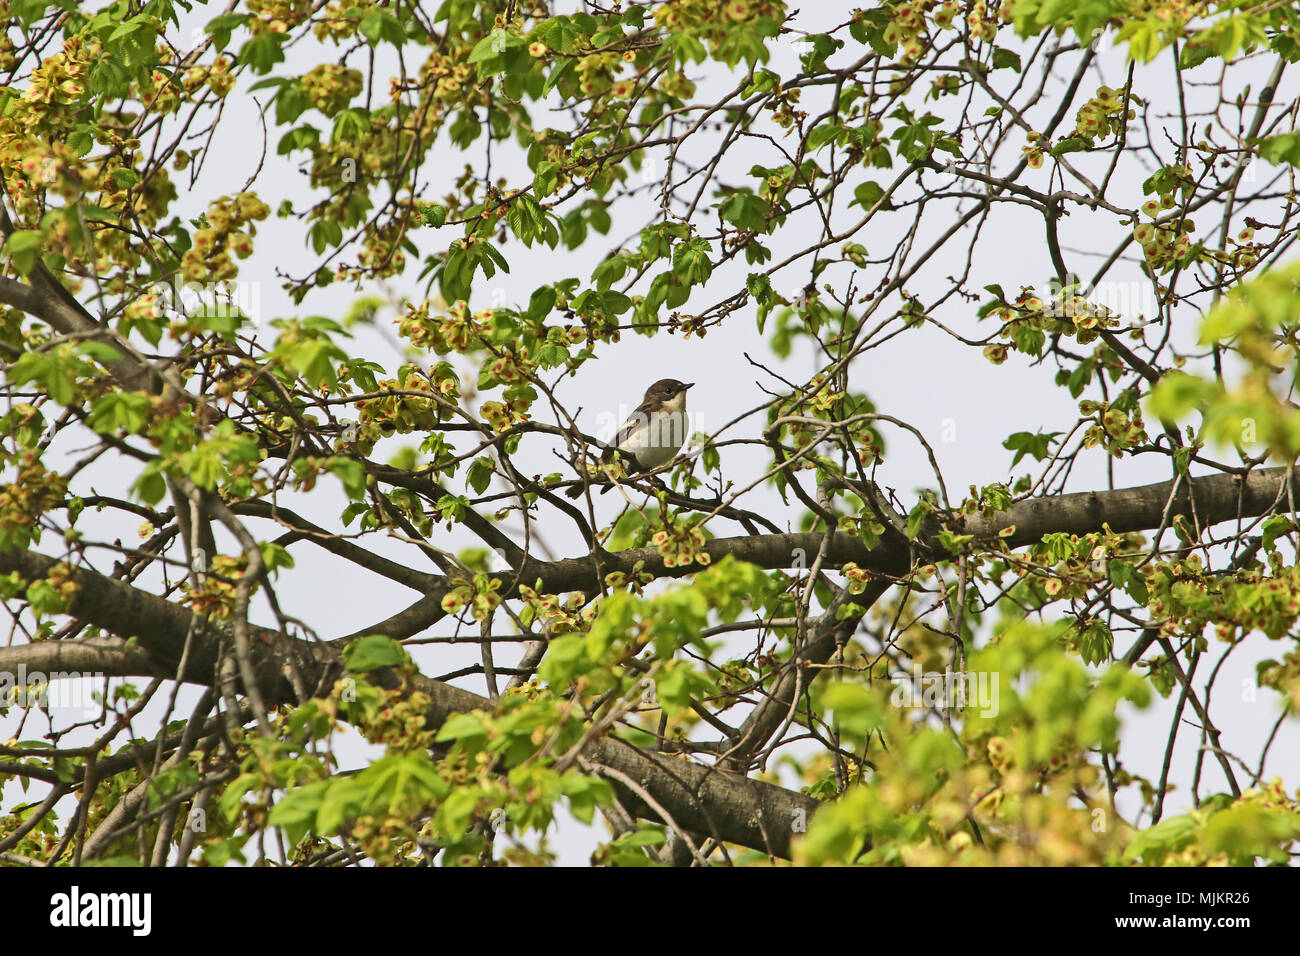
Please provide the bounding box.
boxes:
[619,407,689,468]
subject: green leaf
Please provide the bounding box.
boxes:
[87,392,152,435]
[420,203,449,228]
[906,500,933,540]
[533,161,560,199]
[1077,619,1112,665]
[1257,132,1300,168]
[1002,430,1061,468]
[343,634,407,673]
[268,780,328,848]
[824,682,886,737]
[542,58,574,96]
[132,463,166,505]
[78,341,124,364]
[286,339,348,388]
[3,230,44,275]
[359,9,404,47]
[992,47,1022,72]
[467,457,494,495]
[326,457,366,499]
[1261,515,1294,553]
[851,181,885,212]
[1051,136,1089,157]
[718,191,769,232]
[561,774,612,825]
[435,712,489,744]
[672,237,713,286]
[238,31,285,74]
[1145,371,1218,424]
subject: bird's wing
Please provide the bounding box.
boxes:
[601,402,653,465]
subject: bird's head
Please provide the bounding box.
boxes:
[643,379,693,411]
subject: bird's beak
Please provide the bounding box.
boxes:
[682,382,695,391]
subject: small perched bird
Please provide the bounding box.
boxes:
[566,378,694,497]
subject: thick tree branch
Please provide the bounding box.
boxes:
[344,466,1300,643]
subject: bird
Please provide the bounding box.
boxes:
[565,379,694,498]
